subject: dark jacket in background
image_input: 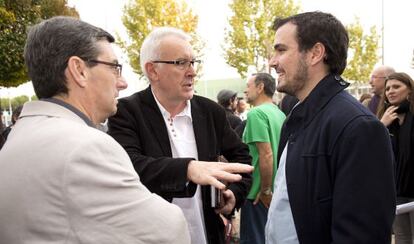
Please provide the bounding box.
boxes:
[224,108,242,130]
[387,108,414,198]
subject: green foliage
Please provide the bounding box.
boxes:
[120,0,203,77]
[342,20,380,84]
[38,0,78,19]
[0,94,37,112]
[224,0,300,78]
[0,0,78,88]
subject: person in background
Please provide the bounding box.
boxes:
[0,16,191,243]
[239,73,285,244]
[377,72,414,244]
[266,11,395,244]
[1,105,23,141]
[236,97,248,121]
[217,89,242,130]
[107,27,253,244]
[359,93,372,106]
[367,65,395,114]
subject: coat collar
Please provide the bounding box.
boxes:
[288,74,349,129]
[20,100,89,126]
[278,74,349,158]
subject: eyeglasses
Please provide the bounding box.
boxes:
[85,59,122,77]
[371,75,387,80]
[152,59,201,70]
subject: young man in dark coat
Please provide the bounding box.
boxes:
[265,11,396,244]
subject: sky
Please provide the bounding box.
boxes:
[1,0,413,99]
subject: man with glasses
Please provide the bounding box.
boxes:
[368,65,395,114]
[0,17,192,243]
[108,27,253,244]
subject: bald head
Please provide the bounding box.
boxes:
[369,65,395,95]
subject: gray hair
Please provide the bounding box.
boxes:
[24,16,114,99]
[252,73,276,97]
[140,27,191,77]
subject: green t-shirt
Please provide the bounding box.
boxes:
[242,103,286,199]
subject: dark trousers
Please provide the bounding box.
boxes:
[240,199,268,244]
[394,197,414,244]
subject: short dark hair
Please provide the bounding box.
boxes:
[24,16,115,99]
[252,73,275,98]
[273,11,349,75]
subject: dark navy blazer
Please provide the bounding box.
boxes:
[278,74,396,244]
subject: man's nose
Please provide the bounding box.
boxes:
[187,64,196,76]
[117,76,128,91]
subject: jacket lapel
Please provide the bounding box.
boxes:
[191,98,211,161]
[141,86,172,156]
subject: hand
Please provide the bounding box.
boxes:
[187,160,253,190]
[214,189,236,215]
[381,105,398,127]
[253,190,272,208]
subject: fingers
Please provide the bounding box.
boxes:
[218,162,254,174]
[213,170,242,183]
[215,190,235,215]
[208,178,227,190]
[187,160,252,186]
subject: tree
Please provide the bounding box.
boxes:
[411,49,414,69]
[342,20,379,84]
[0,0,78,88]
[1,94,36,113]
[38,0,78,19]
[120,0,203,77]
[224,0,300,78]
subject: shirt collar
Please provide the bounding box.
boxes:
[151,88,192,121]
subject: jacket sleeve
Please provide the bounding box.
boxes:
[107,98,197,199]
[218,108,252,209]
[65,135,190,243]
[331,115,396,244]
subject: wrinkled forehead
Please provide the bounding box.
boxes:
[371,67,388,77]
[158,35,194,59]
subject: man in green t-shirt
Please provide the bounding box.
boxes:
[240,73,286,244]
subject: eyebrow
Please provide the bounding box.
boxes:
[273,43,286,50]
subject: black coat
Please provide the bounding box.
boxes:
[108,86,252,244]
[278,74,396,244]
[224,108,242,130]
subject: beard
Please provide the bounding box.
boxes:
[276,56,308,97]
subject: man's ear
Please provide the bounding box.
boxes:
[257,82,265,94]
[309,42,326,66]
[145,62,158,81]
[66,56,88,88]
